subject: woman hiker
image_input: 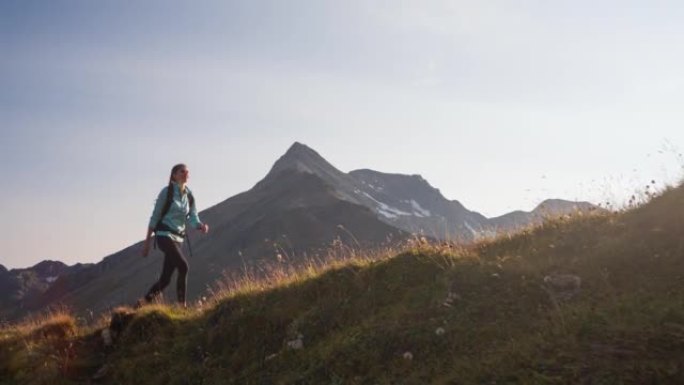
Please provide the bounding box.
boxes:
[140,163,209,307]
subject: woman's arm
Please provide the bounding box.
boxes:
[142,187,167,257]
[188,192,209,234]
[148,187,168,230]
[142,227,154,257]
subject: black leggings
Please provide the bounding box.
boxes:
[145,236,188,304]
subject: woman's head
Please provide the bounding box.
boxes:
[169,163,190,184]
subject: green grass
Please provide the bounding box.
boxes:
[4,185,684,384]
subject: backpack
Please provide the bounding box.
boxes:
[153,185,196,256]
[155,185,195,231]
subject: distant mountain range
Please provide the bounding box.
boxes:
[0,260,94,320]
[0,142,596,321]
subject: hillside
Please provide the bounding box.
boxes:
[9,142,593,322]
[3,185,678,384]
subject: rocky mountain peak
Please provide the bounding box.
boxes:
[29,260,68,278]
[266,142,335,177]
[285,141,315,157]
[260,143,358,199]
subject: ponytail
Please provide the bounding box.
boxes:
[164,163,187,208]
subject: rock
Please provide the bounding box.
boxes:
[286,334,304,350]
[543,273,581,300]
[287,339,303,350]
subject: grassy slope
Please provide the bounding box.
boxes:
[3,186,684,384]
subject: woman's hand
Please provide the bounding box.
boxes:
[198,223,209,234]
[142,240,151,257]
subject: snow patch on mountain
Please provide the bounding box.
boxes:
[362,192,411,219]
[410,200,431,217]
[463,221,479,236]
[377,209,399,219]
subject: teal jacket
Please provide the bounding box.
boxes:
[148,183,203,243]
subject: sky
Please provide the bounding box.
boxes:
[2,0,684,269]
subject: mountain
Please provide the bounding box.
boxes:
[262,144,594,241]
[22,260,69,280]
[0,260,79,321]
[347,169,491,240]
[261,144,492,241]
[489,199,599,233]
[10,142,597,320]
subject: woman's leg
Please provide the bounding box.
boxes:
[152,236,188,305]
[144,245,175,302]
[176,259,188,306]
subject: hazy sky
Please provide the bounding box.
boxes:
[2,0,684,269]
